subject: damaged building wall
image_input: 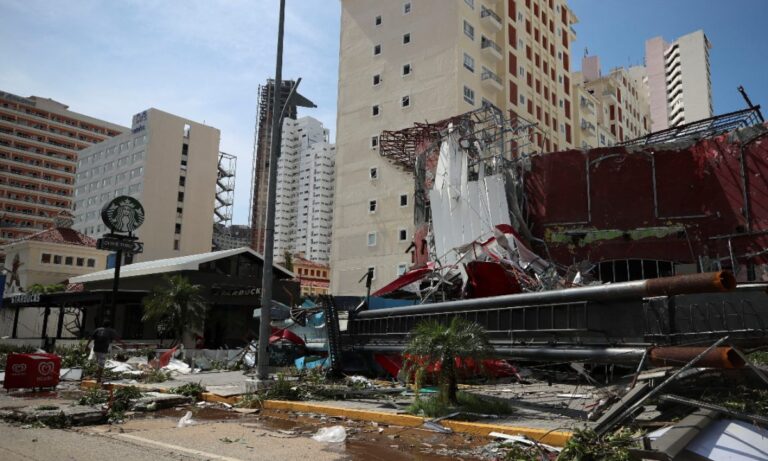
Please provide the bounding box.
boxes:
[524,123,768,280]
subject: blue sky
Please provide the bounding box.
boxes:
[2,1,766,225]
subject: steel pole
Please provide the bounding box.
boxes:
[257,0,286,380]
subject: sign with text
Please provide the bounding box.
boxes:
[97,237,144,254]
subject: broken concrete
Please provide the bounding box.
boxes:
[132,392,192,411]
[0,404,106,426]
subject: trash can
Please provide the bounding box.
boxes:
[3,353,61,390]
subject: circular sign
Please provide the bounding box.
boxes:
[101,196,145,233]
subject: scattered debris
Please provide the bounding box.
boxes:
[176,410,196,428]
[311,425,346,443]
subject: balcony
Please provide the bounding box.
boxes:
[481,68,503,91]
[580,119,596,134]
[481,36,502,61]
[579,96,595,114]
[480,6,502,31]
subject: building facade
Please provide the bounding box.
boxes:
[273,117,335,265]
[212,224,251,251]
[331,0,578,294]
[250,80,301,254]
[644,30,713,131]
[0,91,126,245]
[573,56,650,145]
[72,108,220,262]
[293,255,331,297]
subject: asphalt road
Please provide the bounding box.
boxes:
[0,419,347,461]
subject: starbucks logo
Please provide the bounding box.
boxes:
[101,196,145,233]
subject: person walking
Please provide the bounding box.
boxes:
[88,320,119,383]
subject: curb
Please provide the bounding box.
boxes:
[81,381,572,446]
[262,400,573,447]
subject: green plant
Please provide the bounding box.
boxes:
[558,428,635,461]
[142,275,207,346]
[407,391,513,418]
[79,388,109,406]
[142,368,171,384]
[403,318,494,404]
[749,350,768,366]
[27,283,66,294]
[236,393,262,409]
[170,382,207,400]
[503,444,546,461]
[111,386,143,414]
[56,341,91,368]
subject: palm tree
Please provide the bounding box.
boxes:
[142,275,207,346]
[403,317,494,405]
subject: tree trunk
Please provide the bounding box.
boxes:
[440,358,459,405]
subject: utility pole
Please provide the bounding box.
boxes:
[257,0,286,381]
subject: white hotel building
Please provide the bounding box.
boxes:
[273,116,335,265]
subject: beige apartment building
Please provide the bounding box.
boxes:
[645,30,713,131]
[72,108,220,262]
[331,0,578,294]
[0,91,126,246]
[574,56,650,145]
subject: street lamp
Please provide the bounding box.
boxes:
[257,0,315,381]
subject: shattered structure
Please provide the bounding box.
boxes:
[345,105,768,362]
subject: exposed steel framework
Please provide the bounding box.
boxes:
[378,105,543,173]
[620,106,762,147]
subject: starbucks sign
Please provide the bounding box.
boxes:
[101,196,145,233]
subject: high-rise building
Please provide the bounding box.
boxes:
[72,108,220,262]
[573,55,650,145]
[644,30,713,131]
[274,116,335,264]
[250,80,300,254]
[213,224,252,251]
[331,0,578,294]
[0,91,126,245]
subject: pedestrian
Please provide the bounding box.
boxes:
[88,320,120,383]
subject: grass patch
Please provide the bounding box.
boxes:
[408,391,513,419]
[141,368,171,384]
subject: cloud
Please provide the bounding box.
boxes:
[0,0,340,225]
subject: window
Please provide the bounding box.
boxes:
[178,191,185,202]
[463,20,474,40]
[402,63,412,76]
[179,176,186,186]
[375,15,381,26]
[403,2,411,14]
[183,124,191,138]
[397,263,408,276]
[65,256,73,265]
[369,199,377,213]
[520,94,526,104]
[463,53,475,72]
[369,167,378,179]
[367,232,377,247]
[87,258,95,268]
[175,223,182,234]
[463,86,475,105]
[400,194,408,207]
[41,253,51,264]
[370,136,379,149]
[465,0,474,7]
[399,228,407,241]
[54,255,62,264]
[373,44,381,55]
[174,240,180,250]
[372,104,380,116]
[76,257,84,267]
[401,95,410,108]
[403,33,411,44]
[373,74,381,86]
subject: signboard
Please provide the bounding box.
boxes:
[101,196,145,233]
[10,293,40,304]
[97,237,144,254]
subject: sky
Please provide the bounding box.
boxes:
[2,1,767,225]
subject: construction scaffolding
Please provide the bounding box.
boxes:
[619,106,763,147]
[214,151,236,227]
